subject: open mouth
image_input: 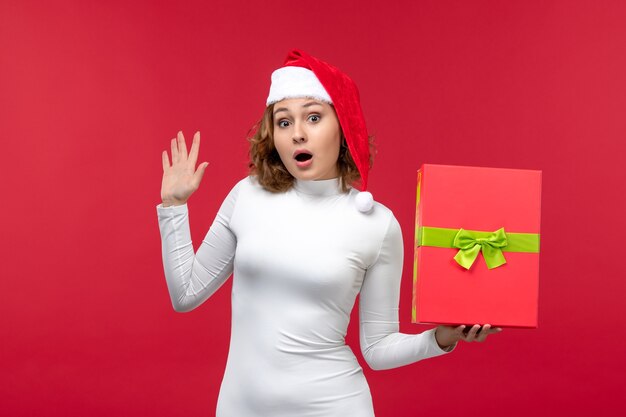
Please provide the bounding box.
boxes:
[294,152,313,162]
[293,150,313,168]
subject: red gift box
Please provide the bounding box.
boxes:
[411,164,542,328]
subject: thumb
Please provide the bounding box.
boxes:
[194,162,209,184]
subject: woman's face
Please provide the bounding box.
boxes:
[272,98,341,181]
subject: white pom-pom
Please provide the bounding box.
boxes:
[355,191,374,213]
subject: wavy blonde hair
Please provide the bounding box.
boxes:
[247,103,375,193]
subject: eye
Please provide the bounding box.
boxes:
[308,114,321,123]
[277,120,290,128]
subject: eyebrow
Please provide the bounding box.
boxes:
[273,101,324,117]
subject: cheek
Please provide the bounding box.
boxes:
[327,122,342,158]
[328,142,340,164]
[327,132,341,160]
[273,134,292,162]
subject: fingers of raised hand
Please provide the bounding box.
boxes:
[162,150,170,172]
[177,131,189,161]
[188,131,200,165]
[167,131,196,167]
[171,137,179,164]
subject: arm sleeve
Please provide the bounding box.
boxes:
[359,215,457,370]
[155,182,240,313]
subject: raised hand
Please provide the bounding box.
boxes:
[434,324,502,350]
[161,131,209,207]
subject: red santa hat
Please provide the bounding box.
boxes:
[266,49,374,213]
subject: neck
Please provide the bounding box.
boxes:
[293,177,344,196]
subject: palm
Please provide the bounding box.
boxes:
[160,131,208,205]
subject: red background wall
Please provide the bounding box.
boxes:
[1,1,625,416]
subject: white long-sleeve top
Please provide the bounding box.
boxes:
[156,176,455,417]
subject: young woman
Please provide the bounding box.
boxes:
[157,49,501,416]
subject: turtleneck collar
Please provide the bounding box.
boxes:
[293,177,344,197]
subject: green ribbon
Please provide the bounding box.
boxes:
[417,226,540,270]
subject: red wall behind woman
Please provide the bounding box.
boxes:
[1,1,624,416]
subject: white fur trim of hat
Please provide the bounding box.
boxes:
[266,67,332,106]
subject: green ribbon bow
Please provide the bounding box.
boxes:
[417,226,540,271]
[452,227,508,269]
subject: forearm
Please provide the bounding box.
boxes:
[360,326,453,370]
[156,202,234,312]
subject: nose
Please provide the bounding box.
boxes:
[292,122,307,144]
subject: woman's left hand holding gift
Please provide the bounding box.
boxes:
[434,324,502,350]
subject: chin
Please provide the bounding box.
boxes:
[289,171,316,181]
[285,162,338,181]
[289,170,331,182]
